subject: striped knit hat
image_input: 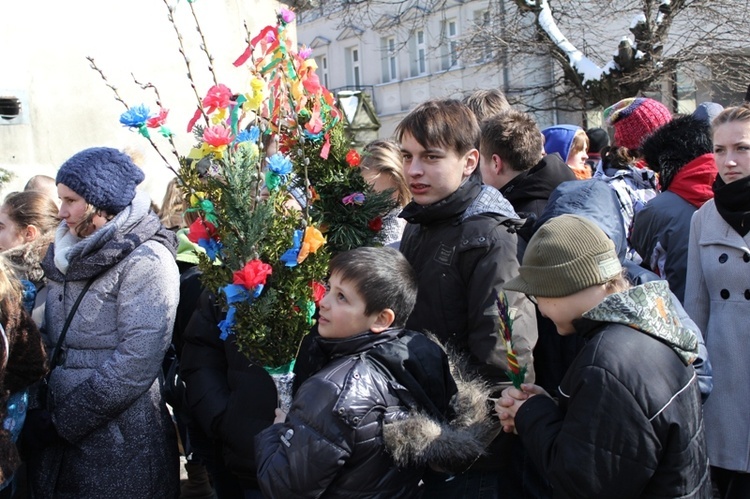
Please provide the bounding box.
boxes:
[604,97,671,151]
[504,214,622,298]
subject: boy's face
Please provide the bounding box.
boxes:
[400,132,477,206]
[318,272,382,339]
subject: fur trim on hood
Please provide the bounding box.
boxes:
[640,115,713,191]
[0,232,54,285]
[383,345,499,474]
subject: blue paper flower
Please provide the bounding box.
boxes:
[266,153,293,175]
[120,105,152,128]
[218,306,237,340]
[235,126,259,145]
[198,238,223,261]
[279,229,303,267]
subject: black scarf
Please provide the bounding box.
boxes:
[713,175,750,237]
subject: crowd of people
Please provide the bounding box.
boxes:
[0,89,748,499]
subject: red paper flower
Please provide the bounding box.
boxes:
[146,108,169,128]
[186,217,217,243]
[346,149,361,167]
[233,259,273,289]
[202,84,233,113]
[368,217,383,232]
[311,281,326,305]
[203,125,234,147]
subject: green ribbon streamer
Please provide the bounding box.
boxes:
[231,94,247,136]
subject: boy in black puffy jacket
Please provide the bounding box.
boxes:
[255,247,495,499]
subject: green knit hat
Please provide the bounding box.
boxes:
[504,214,622,298]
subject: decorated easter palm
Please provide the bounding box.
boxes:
[91,3,395,406]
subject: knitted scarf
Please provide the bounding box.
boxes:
[713,174,750,237]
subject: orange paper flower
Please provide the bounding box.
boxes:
[297,226,325,264]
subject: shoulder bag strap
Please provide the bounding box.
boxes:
[48,279,94,370]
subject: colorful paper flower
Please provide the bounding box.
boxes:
[120,105,151,128]
[199,238,223,261]
[311,281,326,305]
[280,229,303,267]
[368,217,383,232]
[202,84,233,113]
[146,108,169,128]
[342,192,365,205]
[235,126,260,145]
[266,153,293,175]
[265,170,282,191]
[218,306,237,340]
[297,226,325,264]
[346,149,361,167]
[279,7,295,23]
[203,125,234,148]
[187,217,217,243]
[233,259,273,289]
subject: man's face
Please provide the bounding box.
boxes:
[400,132,476,206]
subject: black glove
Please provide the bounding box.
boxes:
[20,408,62,455]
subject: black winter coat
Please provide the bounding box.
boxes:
[255,329,495,499]
[399,175,536,393]
[180,289,277,489]
[500,154,576,219]
[516,315,710,498]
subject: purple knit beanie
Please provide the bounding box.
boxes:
[56,147,145,214]
[604,98,672,151]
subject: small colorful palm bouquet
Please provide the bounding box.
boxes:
[495,291,527,389]
[91,2,395,408]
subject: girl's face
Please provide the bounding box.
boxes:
[535,285,608,335]
[566,148,589,171]
[713,120,750,184]
[361,168,399,202]
[0,207,27,251]
[57,184,108,236]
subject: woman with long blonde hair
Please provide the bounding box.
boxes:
[360,140,410,245]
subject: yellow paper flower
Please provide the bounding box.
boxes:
[297,225,325,264]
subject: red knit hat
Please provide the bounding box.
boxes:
[604,97,672,151]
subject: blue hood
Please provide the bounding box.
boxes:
[535,179,627,261]
[542,125,581,163]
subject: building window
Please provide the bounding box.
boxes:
[409,29,427,77]
[381,37,398,82]
[441,19,459,70]
[315,55,329,89]
[346,46,361,87]
[473,10,494,63]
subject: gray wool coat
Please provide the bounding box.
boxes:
[32,193,181,498]
[685,198,750,472]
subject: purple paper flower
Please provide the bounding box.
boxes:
[342,192,365,205]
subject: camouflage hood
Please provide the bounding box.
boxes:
[582,280,699,365]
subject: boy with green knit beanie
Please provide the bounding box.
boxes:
[497,214,710,498]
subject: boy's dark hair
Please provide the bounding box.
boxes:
[479,110,543,172]
[329,247,417,328]
[463,89,511,125]
[396,99,479,157]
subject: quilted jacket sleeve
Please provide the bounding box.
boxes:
[515,366,660,499]
[255,375,353,498]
